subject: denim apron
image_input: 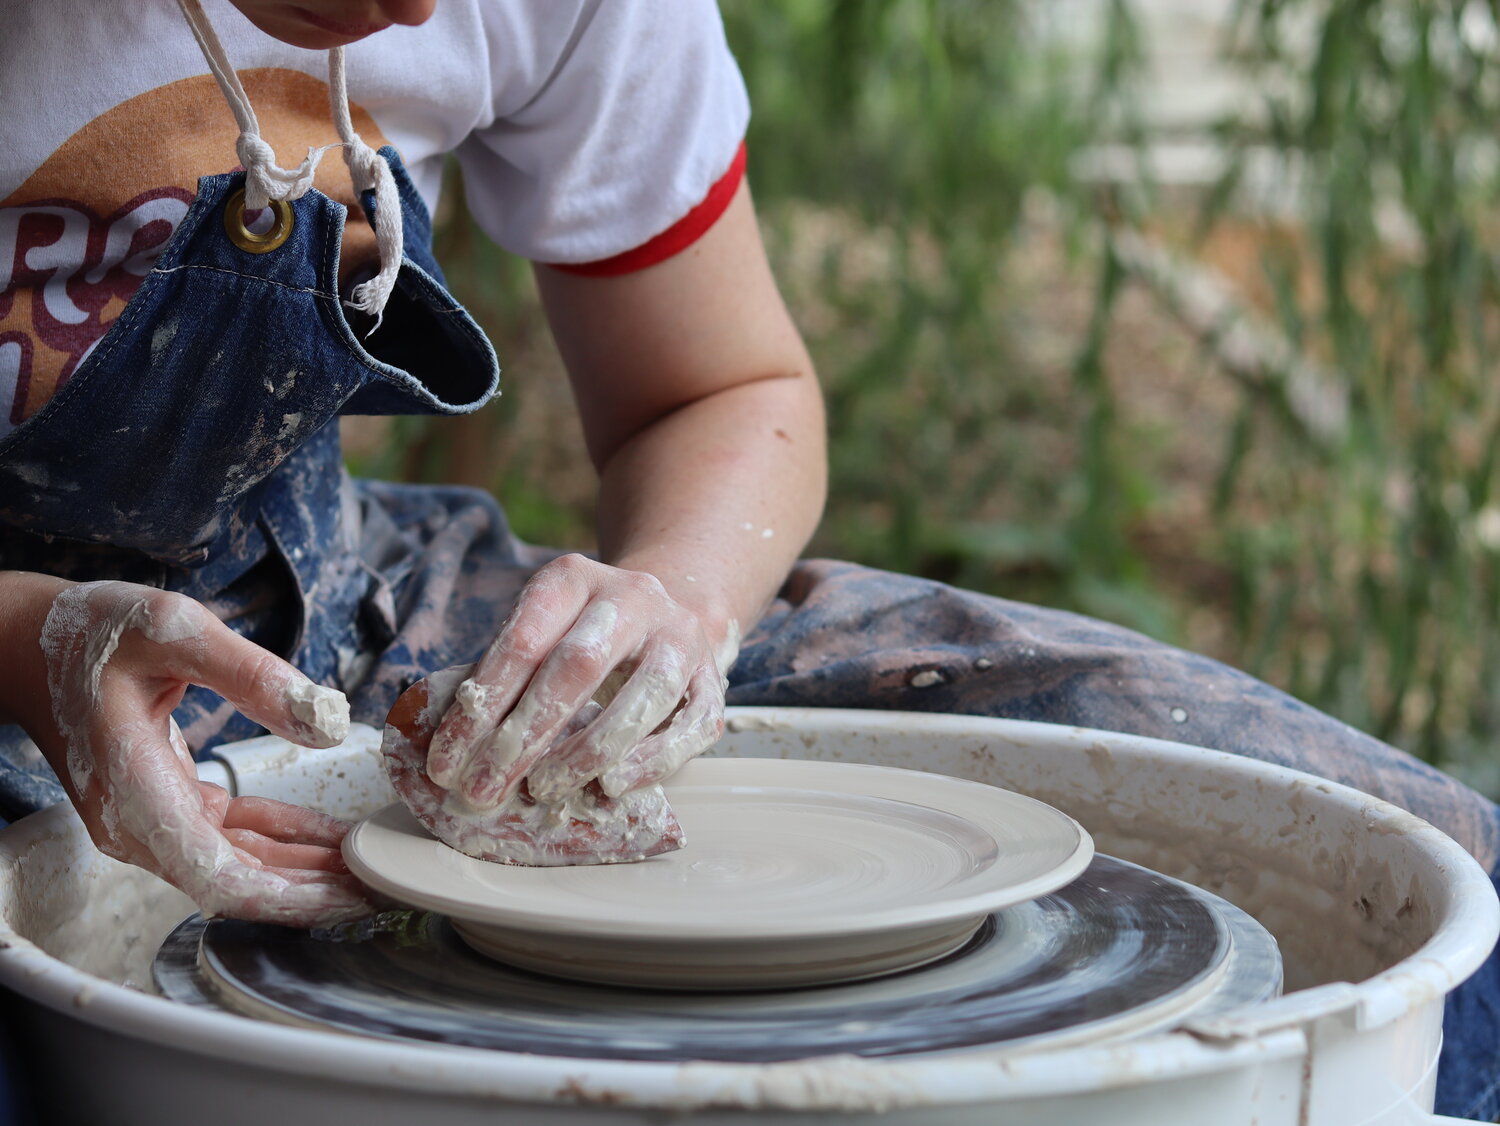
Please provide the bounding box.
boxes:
[0,146,501,814]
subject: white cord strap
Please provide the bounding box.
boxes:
[175,0,402,324]
[175,0,336,209]
[328,48,403,325]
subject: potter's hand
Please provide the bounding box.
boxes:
[18,577,372,926]
[426,554,734,810]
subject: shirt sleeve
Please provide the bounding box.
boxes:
[455,0,751,267]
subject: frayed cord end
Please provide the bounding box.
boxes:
[343,285,390,337]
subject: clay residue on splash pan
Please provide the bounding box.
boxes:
[381,666,684,867]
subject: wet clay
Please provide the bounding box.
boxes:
[382,666,684,866]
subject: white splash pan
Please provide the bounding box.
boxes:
[0,707,1493,1125]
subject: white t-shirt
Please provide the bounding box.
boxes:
[0,0,750,431]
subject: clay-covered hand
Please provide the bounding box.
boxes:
[426,554,735,811]
[27,578,372,926]
[384,665,686,865]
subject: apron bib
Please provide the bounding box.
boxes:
[0,11,499,814]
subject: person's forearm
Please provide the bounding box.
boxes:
[533,181,824,666]
[595,369,826,658]
[430,185,818,806]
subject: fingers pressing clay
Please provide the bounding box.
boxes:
[384,665,685,866]
[392,557,739,864]
[456,600,634,810]
[526,646,692,802]
[600,663,727,797]
[426,565,590,788]
[593,619,738,798]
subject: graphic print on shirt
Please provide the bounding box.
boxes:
[0,68,389,438]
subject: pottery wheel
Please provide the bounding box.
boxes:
[343,758,1096,990]
[154,856,1282,1062]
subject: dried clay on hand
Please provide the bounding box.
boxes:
[382,665,685,866]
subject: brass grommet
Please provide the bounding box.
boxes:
[223,188,294,253]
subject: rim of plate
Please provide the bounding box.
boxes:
[343,758,1094,942]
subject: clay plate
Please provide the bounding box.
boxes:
[343,758,1093,990]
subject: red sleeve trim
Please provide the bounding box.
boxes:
[545,141,747,278]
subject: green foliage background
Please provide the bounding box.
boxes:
[347,1,1500,795]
